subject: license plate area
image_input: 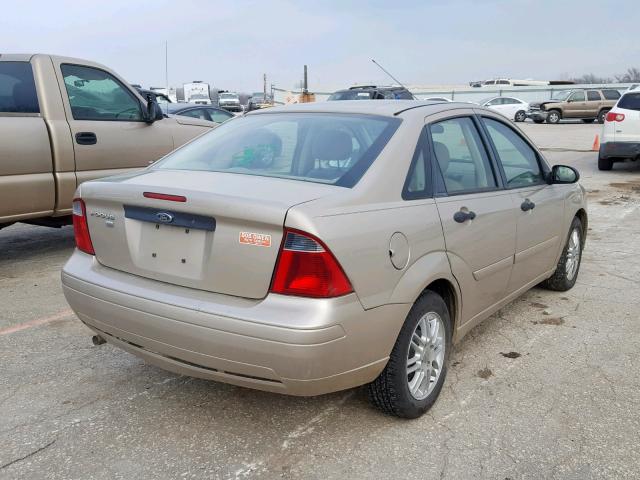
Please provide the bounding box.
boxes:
[123,206,214,280]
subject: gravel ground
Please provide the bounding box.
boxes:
[1,124,639,480]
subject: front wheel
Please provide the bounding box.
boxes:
[546,110,561,124]
[514,110,526,122]
[368,290,451,418]
[540,217,583,291]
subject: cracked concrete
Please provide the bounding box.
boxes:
[0,124,639,479]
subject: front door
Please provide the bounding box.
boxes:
[54,61,174,189]
[564,91,587,118]
[428,115,517,326]
[480,116,564,293]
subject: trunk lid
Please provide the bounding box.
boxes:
[81,170,337,299]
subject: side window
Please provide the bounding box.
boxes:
[208,109,233,123]
[483,118,544,188]
[486,98,502,106]
[178,108,208,120]
[403,132,430,199]
[61,64,143,121]
[429,117,497,194]
[602,89,621,100]
[587,90,601,101]
[569,91,585,102]
[0,62,39,113]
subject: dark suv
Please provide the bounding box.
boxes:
[328,85,414,101]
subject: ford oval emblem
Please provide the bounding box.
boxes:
[156,212,174,223]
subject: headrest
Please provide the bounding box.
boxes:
[311,129,353,161]
[433,141,451,171]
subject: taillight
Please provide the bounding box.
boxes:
[72,198,95,255]
[606,112,625,122]
[270,229,353,298]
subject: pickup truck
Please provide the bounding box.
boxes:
[0,54,215,230]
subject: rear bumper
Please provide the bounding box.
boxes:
[61,251,409,396]
[599,141,640,160]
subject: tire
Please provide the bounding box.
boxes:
[540,217,583,291]
[368,290,452,418]
[514,110,526,122]
[597,110,609,124]
[533,119,545,124]
[598,155,613,170]
[582,119,595,124]
[546,110,561,124]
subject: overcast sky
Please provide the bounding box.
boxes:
[2,0,638,92]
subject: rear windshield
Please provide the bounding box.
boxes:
[0,62,39,114]
[156,113,401,187]
[618,93,640,111]
[328,90,373,101]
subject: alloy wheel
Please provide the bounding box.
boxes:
[565,228,581,281]
[406,312,445,400]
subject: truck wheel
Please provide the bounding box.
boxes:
[541,217,583,292]
[546,110,561,124]
[368,290,451,419]
[582,119,595,124]
[514,110,526,122]
[598,156,613,171]
[597,110,609,124]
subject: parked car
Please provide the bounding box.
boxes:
[62,100,587,418]
[480,96,529,122]
[328,85,414,100]
[527,89,621,124]
[247,92,273,111]
[0,54,215,230]
[165,103,234,124]
[598,88,640,170]
[218,92,242,112]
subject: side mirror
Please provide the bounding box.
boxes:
[549,165,580,184]
[144,95,164,124]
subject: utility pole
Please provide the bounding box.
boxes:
[303,65,308,94]
[263,73,267,100]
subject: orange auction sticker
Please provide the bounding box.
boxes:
[239,232,272,247]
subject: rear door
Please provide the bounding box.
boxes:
[586,90,603,117]
[429,113,517,325]
[479,115,563,293]
[53,60,175,186]
[0,59,55,222]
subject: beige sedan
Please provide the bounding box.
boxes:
[62,101,587,418]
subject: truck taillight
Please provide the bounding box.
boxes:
[606,112,625,122]
[270,229,353,298]
[72,199,95,255]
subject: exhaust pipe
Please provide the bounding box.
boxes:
[92,335,106,346]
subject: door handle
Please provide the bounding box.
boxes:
[453,209,476,223]
[75,132,97,145]
[521,199,536,211]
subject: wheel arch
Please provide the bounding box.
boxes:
[422,278,459,335]
[575,208,588,247]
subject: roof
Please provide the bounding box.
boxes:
[248,100,470,117]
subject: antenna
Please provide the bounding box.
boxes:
[371,59,416,99]
[164,41,169,114]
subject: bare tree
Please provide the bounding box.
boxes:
[615,68,640,83]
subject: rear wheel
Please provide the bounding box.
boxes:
[597,110,609,124]
[368,290,451,418]
[598,156,613,171]
[514,110,526,122]
[541,217,583,291]
[546,110,561,124]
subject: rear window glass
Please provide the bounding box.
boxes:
[156,113,401,187]
[0,62,39,113]
[328,90,374,101]
[602,90,621,100]
[618,93,640,111]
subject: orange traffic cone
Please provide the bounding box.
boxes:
[592,135,600,151]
